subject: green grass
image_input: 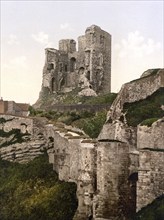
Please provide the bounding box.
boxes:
[133,195,164,220]
[34,89,117,108]
[140,118,159,127]
[123,88,164,127]
[61,92,117,105]
[72,110,107,138]
[31,92,117,138]
[0,153,77,220]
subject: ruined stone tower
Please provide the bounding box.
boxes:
[41,25,111,96]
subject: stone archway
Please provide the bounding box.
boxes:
[70,57,76,72]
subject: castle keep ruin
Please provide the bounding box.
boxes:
[41,25,111,96]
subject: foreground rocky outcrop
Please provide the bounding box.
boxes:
[0,115,47,163]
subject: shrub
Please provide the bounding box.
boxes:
[140,118,159,127]
[123,88,164,127]
[72,110,107,138]
[0,153,78,220]
[133,195,164,220]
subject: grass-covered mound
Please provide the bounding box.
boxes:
[29,110,107,138]
[31,93,117,138]
[61,91,117,105]
[123,88,164,127]
[133,195,164,220]
[36,87,117,108]
[0,153,77,220]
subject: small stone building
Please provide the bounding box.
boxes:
[42,25,111,95]
[0,99,29,116]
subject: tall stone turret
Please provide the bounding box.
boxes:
[78,25,111,93]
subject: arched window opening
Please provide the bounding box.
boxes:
[128,172,138,213]
[79,67,84,75]
[47,63,54,70]
[59,63,63,72]
[70,57,76,72]
[85,50,90,66]
[51,77,55,92]
[128,172,138,183]
[86,71,90,81]
[65,65,67,72]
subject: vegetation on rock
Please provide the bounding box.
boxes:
[0,129,30,148]
[140,118,159,127]
[0,153,77,220]
[123,88,164,127]
[133,195,164,220]
[61,91,117,105]
[30,93,117,138]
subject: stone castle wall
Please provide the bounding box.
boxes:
[0,113,163,219]
[137,149,164,211]
[94,141,133,219]
[137,119,164,150]
[1,68,164,219]
[0,115,47,163]
[136,119,164,211]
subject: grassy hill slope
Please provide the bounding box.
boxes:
[0,153,77,220]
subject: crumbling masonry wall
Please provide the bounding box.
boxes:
[40,25,111,98]
[0,115,47,163]
[137,120,164,211]
[137,150,164,211]
[0,114,163,219]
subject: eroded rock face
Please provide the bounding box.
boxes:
[106,69,164,122]
[0,115,47,163]
[35,25,111,108]
[99,69,164,216]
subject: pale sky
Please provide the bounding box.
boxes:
[1,0,164,104]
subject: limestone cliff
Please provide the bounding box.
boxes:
[99,68,164,215]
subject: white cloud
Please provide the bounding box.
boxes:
[2,56,28,73]
[31,32,52,47]
[1,56,36,104]
[7,34,19,45]
[112,31,163,92]
[60,23,73,31]
[115,31,161,58]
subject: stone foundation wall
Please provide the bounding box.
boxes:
[137,149,164,211]
[136,119,164,211]
[94,141,133,220]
